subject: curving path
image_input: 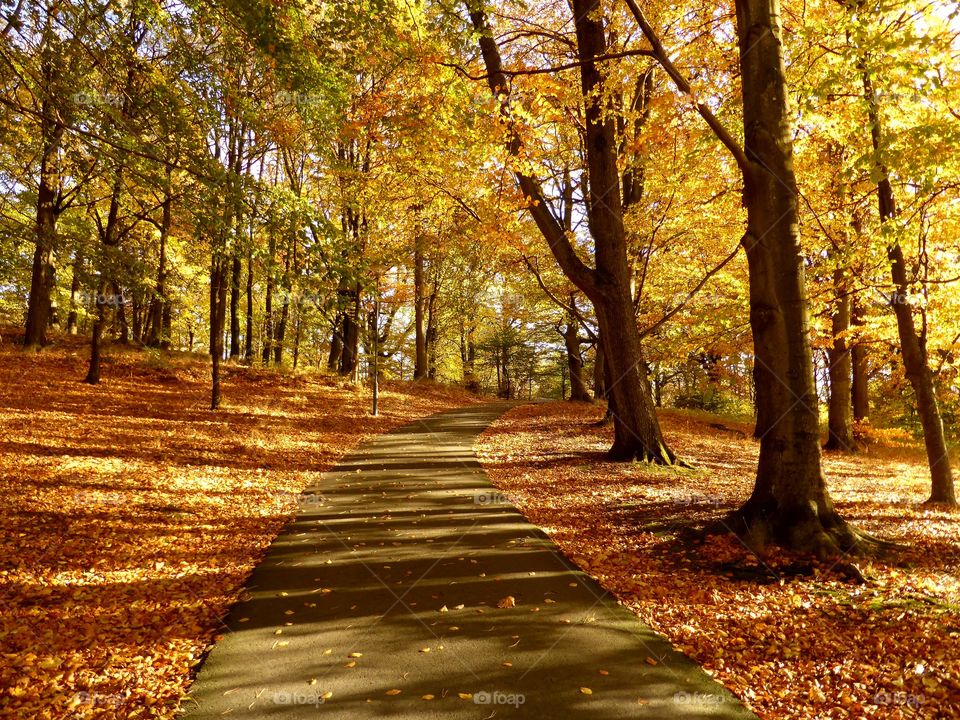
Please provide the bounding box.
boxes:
[181,403,757,719]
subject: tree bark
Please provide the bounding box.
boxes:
[720,0,856,554]
[145,166,172,348]
[413,218,428,380]
[851,293,869,422]
[861,68,955,504]
[24,91,63,347]
[468,1,676,463]
[564,297,591,402]
[66,252,81,335]
[244,244,253,362]
[339,282,360,380]
[825,268,855,451]
[229,250,241,358]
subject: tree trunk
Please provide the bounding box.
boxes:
[327,314,343,371]
[861,68,955,504]
[570,0,673,461]
[146,170,172,348]
[24,84,64,347]
[851,292,869,422]
[413,222,428,380]
[244,245,253,362]
[593,341,606,401]
[723,0,857,554]
[66,253,81,335]
[262,231,275,365]
[469,1,677,463]
[210,258,228,409]
[229,250,241,358]
[339,283,360,380]
[564,303,591,402]
[825,268,855,451]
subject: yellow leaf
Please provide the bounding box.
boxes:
[580,687,593,695]
[386,689,402,695]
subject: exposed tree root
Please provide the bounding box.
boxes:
[703,501,901,561]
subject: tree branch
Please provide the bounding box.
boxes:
[621,0,751,173]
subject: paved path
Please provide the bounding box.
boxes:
[182,403,756,719]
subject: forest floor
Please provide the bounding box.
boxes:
[476,403,960,720]
[0,333,481,719]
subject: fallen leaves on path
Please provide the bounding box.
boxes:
[0,337,480,718]
[476,402,960,720]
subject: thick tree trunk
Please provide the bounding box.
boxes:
[469,2,676,463]
[825,268,855,451]
[570,0,673,461]
[24,89,64,347]
[861,69,955,504]
[723,0,857,554]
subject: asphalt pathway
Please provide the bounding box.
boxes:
[181,403,757,719]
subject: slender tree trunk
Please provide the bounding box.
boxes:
[244,245,253,362]
[292,313,302,369]
[327,314,343,371]
[593,341,606,401]
[413,221,428,380]
[146,171,172,348]
[210,259,228,409]
[851,294,869,422]
[861,68,955,504]
[66,253,81,335]
[229,251,241,358]
[262,231,275,365]
[825,268,855,451]
[564,303,591,402]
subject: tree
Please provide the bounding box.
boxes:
[466,0,678,463]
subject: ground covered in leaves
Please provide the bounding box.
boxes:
[476,402,960,720]
[0,334,480,719]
